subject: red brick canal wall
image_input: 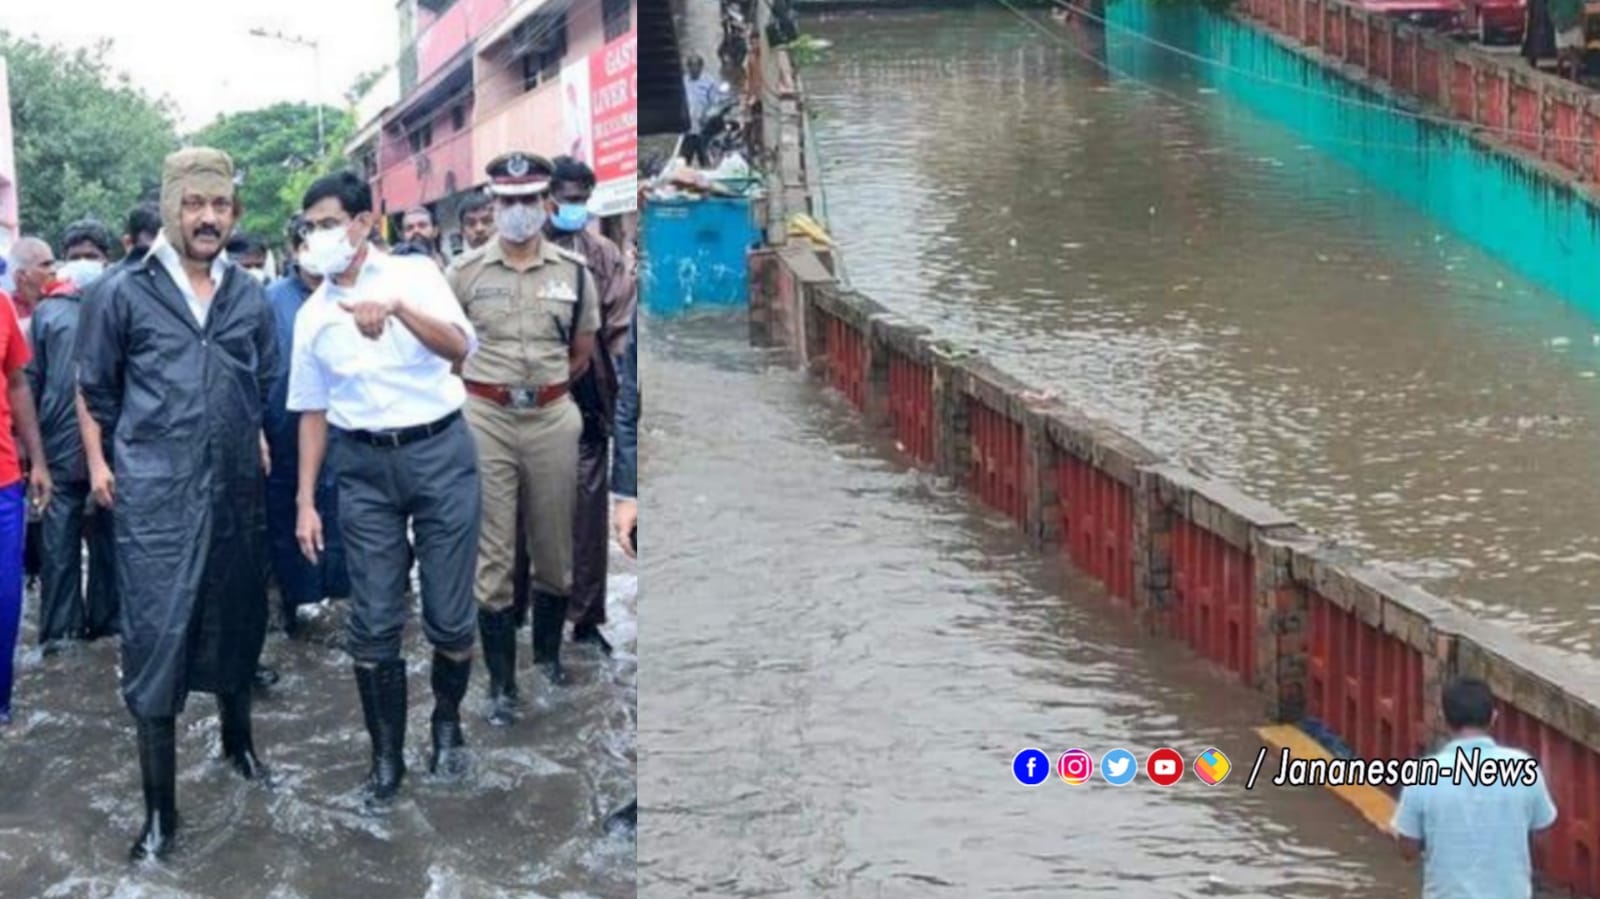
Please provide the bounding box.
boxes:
[738,15,1600,891]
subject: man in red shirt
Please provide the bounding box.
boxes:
[0,284,53,725]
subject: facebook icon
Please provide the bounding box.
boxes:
[1013,748,1051,786]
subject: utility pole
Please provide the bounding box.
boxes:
[248,28,325,157]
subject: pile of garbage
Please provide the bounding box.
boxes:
[643,151,761,202]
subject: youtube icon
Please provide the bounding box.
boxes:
[1146,748,1184,786]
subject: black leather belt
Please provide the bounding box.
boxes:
[339,410,461,448]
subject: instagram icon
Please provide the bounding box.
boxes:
[1057,749,1094,785]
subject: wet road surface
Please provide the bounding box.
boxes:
[0,568,635,898]
[639,315,1422,896]
[802,7,1600,661]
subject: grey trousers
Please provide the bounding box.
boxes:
[330,414,481,664]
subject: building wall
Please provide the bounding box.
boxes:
[472,0,626,172]
[367,0,637,228]
[416,0,512,86]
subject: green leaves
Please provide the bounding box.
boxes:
[2,30,176,253]
[275,109,357,229]
[0,30,375,254]
[193,102,347,243]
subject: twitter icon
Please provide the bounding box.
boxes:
[1101,748,1138,785]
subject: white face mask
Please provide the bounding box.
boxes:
[495,204,546,243]
[56,259,105,290]
[301,225,359,277]
[246,268,269,284]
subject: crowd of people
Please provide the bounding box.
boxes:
[0,144,640,859]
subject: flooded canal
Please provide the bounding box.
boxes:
[638,317,1421,895]
[803,6,1600,660]
[0,573,635,897]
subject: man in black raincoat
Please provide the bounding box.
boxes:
[77,147,278,861]
[27,235,120,650]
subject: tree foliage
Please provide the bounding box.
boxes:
[277,108,358,235]
[345,65,391,107]
[192,102,344,243]
[1,30,178,251]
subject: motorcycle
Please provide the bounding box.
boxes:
[700,82,745,168]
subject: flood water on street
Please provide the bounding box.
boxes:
[803,7,1600,661]
[0,571,636,898]
[639,315,1424,896]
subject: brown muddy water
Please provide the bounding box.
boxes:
[637,316,1426,896]
[0,567,636,898]
[802,6,1600,662]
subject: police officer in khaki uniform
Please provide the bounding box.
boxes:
[450,152,599,727]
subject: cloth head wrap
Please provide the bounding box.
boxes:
[160,147,236,259]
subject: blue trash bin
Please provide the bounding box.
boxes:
[640,196,760,317]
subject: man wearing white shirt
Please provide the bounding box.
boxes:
[286,171,481,805]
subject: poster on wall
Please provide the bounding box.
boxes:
[560,55,592,167]
[586,31,636,218]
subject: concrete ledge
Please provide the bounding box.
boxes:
[1441,610,1600,748]
[871,314,934,364]
[777,241,834,284]
[810,282,881,333]
[1142,462,1298,553]
[959,356,1038,419]
[1042,406,1164,489]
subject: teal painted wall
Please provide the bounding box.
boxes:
[1103,0,1600,315]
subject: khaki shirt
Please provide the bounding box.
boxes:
[449,238,600,387]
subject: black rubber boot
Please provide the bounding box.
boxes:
[572,621,613,656]
[130,717,178,861]
[428,651,471,778]
[604,798,637,833]
[531,592,570,686]
[478,608,519,726]
[354,660,407,804]
[217,689,265,780]
[281,594,301,639]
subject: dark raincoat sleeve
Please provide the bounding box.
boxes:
[253,289,281,411]
[76,273,126,431]
[611,309,638,500]
[24,310,43,405]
